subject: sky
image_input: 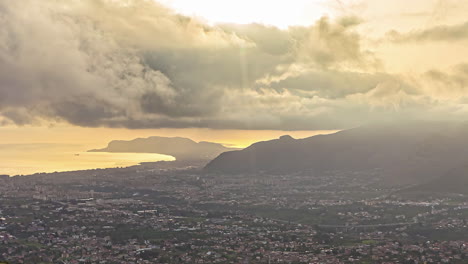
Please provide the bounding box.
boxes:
[1,0,468,168]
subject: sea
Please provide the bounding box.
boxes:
[0,143,174,176]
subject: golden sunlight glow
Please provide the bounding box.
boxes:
[0,125,337,175]
[4,0,468,176]
[0,125,337,149]
[159,0,330,28]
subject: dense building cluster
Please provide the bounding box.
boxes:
[0,167,467,263]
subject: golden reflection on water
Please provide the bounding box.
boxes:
[0,144,174,176]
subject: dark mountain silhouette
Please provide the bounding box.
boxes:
[89,137,238,161]
[205,121,468,186]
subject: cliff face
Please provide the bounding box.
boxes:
[205,121,468,186]
[90,136,238,161]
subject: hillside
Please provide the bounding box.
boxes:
[401,166,468,195]
[90,136,238,161]
[205,121,468,186]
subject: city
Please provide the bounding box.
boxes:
[2,0,468,263]
[1,166,467,263]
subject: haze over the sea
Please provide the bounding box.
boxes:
[0,144,174,176]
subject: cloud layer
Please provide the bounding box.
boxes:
[1,0,468,130]
[388,21,468,42]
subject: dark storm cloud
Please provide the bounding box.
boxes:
[0,0,466,130]
[268,71,404,99]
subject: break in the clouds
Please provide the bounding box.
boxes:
[0,0,468,130]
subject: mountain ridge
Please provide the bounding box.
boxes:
[205,121,468,187]
[89,136,239,161]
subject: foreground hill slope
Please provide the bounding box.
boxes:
[401,165,468,195]
[90,136,238,161]
[205,121,468,186]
